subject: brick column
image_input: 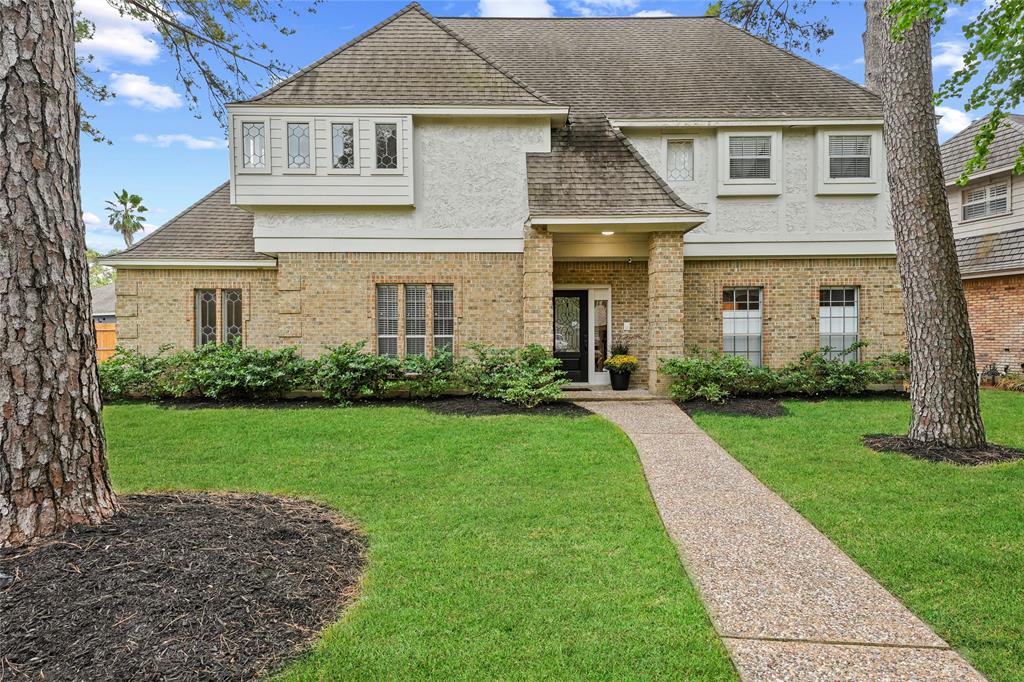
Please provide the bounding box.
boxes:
[648,232,687,394]
[522,225,553,348]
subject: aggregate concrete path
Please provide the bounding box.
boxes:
[584,400,985,682]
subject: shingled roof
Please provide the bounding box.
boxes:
[443,16,881,120]
[104,183,267,263]
[941,114,1024,182]
[528,113,704,217]
[247,4,554,106]
[956,227,1024,277]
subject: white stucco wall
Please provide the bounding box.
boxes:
[252,116,550,253]
[624,127,895,257]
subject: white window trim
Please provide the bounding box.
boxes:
[324,118,360,175]
[662,135,696,184]
[815,128,883,195]
[233,116,271,175]
[717,129,782,196]
[282,117,316,175]
[960,179,1012,224]
[370,117,404,175]
[818,286,860,361]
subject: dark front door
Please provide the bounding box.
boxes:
[553,290,588,383]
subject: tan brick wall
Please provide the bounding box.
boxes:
[683,257,906,367]
[553,259,649,385]
[963,274,1024,373]
[648,233,687,393]
[523,226,554,347]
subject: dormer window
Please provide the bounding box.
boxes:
[241,122,266,169]
[375,122,399,170]
[286,122,311,169]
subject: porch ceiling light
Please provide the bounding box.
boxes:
[601,231,615,236]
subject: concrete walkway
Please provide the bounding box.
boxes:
[583,400,985,682]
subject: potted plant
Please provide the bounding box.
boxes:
[604,353,639,391]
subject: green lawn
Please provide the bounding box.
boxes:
[691,391,1024,682]
[104,403,735,681]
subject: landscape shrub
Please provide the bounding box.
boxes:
[98,346,172,400]
[171,341,307,400]
[775,345,882,397]
[660,351,777,402]
[401,349,458,399]
[311,342,403,404]
[460,343,568,407]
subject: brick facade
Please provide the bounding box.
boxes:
[963,274,1024,373]
[523,226,554,347]
[648,233,688,392]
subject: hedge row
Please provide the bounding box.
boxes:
[99,341,568,408]
[659,344,909,403]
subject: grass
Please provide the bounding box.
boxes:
[104,403,736,681]
[690,390,1024,682]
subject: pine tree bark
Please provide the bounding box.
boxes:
[864,0,986,447]
[1,0,118,548]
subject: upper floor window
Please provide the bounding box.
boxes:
[722,287,763,366]
[819,287,858,361]
[375,123,398,169]
[241,122,265,169]
[666,139,694,182]
[828,135,871,179]
[286,122,311,169]
[728,135,771,180]
[331,122,355,170]
[962,182,1009,221]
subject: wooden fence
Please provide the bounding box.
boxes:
[95,322,117,363]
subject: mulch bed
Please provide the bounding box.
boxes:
[412,396,591,417]
[863,434,1024,466]
[0,493,365,681]
[676,397,787,418]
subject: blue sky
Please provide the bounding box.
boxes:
[77,0,991,253]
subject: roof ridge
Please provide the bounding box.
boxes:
[605,117,705,214]
[437,15,716,20]
[115,181,232,256]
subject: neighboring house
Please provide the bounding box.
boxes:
[91,283,117,362]
[941,114,1024,374]
[101,3,906,392]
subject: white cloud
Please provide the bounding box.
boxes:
[82,211,101,226]
[478,0,554,17]
[936,106,973,136]
[933,41,966,73]
[75,0,160,65]
[567,0,639,14]
[633,9,674,17]
[133,133,227,150]
[854,56,865,65]
[110,73,183,109]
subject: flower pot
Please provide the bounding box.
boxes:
[609,370,631,391]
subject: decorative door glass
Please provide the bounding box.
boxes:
[593,299,609,372]
[554,296,580,352]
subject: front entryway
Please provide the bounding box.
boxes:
[553,290,588,382]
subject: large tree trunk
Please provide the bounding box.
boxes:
[1,0,118,548]
[864,1,986,448]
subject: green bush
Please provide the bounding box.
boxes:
[169,341,307,400]
[311,342,403,404]
[776,345,883,396]
[461,343,568,407]
[98,346,171,400]
[401,349,458,399]
[660,351,777,402]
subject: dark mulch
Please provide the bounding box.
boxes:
[412,396,591,418]
[863,434,1024,466]
[0,493,365,681]
[676,397,787,418]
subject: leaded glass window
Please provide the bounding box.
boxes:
[241,122,265,169]
[287,122,311,169]
[666,139,694,182]
[223,289,242,344]
[377,285,398,357]
[722,287,762,366]
[432,285,454,352]
[829,135,871,179]
[331,122,355,169]
[819,287,859,360]
[375,123,398,169]
[554,296,581,353]
[728,135,771,180]
[195,289,217,347]
[405,285,426,356]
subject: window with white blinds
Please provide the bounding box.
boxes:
[376,285,399,357]
[433,285,454,352]
[405,285,427,356]
[962,183,1009,221]
[728,136,771,180]
[376,284,454,357]
[828,135,871,179]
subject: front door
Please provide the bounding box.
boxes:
[553,290,588,383]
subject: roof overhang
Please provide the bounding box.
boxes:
[961,267,1024,280]
[944,164,1016,187]
[100,258,278,269]
[530,213,706,233]
[227,103,570,126]
[608,117,883,129]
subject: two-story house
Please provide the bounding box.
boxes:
[941,114,1024,375]
[102,3,906,393]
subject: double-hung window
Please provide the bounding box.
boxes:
[722,288,763,366]
[432,285,454,351]
[404,285,427,356]
[962,182,1009,221]
[376,285,399,357]
[819,287,859,360]
[376,284,454,357]
[728,136,772,180]
[194,288,243,347]
[828,135,872,179]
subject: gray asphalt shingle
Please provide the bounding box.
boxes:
[956,226,1024,276]
[941,114,1024,181]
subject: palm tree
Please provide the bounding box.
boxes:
[105,189,148,247]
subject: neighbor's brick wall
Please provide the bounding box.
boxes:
[963,274,1024,373]
[683,257,906,368]
[553,259,649,386]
